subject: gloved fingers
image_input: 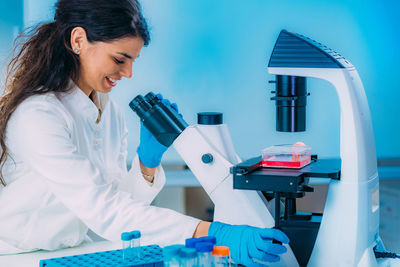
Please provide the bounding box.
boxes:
[244,232,278,265]
[259,228,290,244]
[138,122,167,150]
[139,122,152,139]
[171,102,178,112]
[161,99,171,106]
[254,235,287,255]
[250,249,280,263]
[155,93,163,100]
[255,233,287,254]
[260,253,280,263]
[161,99,180,113]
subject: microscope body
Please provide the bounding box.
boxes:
[269,67,379,267]
[130,30,388,267]
[173,31,381,266]
[268,30,379,266]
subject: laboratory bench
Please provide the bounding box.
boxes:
[0,164,398,266]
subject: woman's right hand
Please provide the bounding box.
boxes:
[208,221,290,266]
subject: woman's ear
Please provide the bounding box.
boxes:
[70,27,88,54]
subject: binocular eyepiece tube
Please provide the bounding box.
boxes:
[129,92,188,147]
[144,92,189,131]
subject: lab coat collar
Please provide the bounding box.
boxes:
[59,80,110,125]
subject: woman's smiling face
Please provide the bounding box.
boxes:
[70,27,144,96]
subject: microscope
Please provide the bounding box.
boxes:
[130,30,395,266]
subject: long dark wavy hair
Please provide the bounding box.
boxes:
[0,0,150,186]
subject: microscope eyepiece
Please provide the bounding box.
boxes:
[129,92,188,147]
[144,91,188,131]
[129,95,152,118]
[144,92,159,106]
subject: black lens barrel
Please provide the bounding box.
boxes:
[271,75,308,132]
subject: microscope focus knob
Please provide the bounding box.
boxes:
[201,153,214,164]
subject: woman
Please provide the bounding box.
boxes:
[0,0,289,265]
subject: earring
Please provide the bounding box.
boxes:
[72,46,80,55]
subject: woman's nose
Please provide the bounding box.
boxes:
[120,61,133,78]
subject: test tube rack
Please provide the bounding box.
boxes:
[39,244,163,267]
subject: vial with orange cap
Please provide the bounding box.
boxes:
[212,246,237,266]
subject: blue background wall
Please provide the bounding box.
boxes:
[1,0,399,164]
[0,0,23,78]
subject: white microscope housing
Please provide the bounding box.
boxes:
[267,30,380,267]
[131,30,392,267]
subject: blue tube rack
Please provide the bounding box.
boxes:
[39,244,164,267]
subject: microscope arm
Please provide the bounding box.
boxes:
[173,125,299,267]
[267,30,380,266]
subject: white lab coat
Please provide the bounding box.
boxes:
[0,82,200,254]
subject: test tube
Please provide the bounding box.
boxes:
[195,242,215,267]
[178,247,198,267]
[212,246,235,266]
[130,230,141,260]
[121,232,132,262]
[163,244,185,267]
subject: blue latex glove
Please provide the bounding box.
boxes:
[209,221,290,267]
[136,94,178,168]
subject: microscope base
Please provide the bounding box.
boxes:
[280,215,322,267]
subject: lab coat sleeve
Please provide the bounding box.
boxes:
[122,154,166,205]
[8,99,200,246]
[116,112,166,205]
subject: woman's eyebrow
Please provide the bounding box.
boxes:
[117,52,132,59]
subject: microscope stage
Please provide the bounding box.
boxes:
[231,156,341,192]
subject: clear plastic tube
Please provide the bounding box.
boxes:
[178,247,198,267]
[130,230,141,260]
[214,255,230,266]
[131,237,140,260]
[163,244,185,267]
[121,232,132,262]
[212,246,236,267]
[122,240,130,261]
[198,251,214,266]
[195,242,215,267]
[164,256,180,267]
[180,257,198,267]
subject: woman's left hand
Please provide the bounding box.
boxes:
[136,94,178,168]
[137,122,168,168]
